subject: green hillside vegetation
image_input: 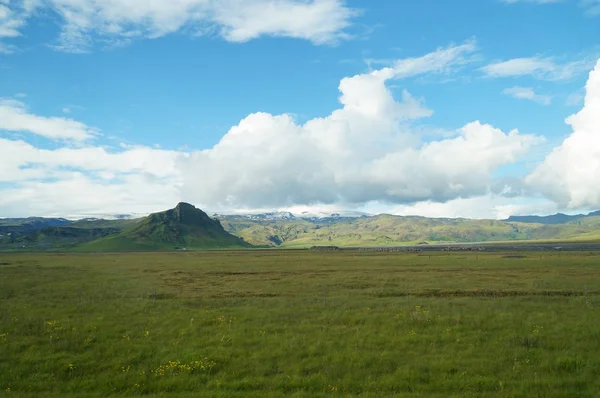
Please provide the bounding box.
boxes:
[76,203,250,252]
[68,218,141,229]
[0,218,140,251]
[0,217,70,237]
[221,214,600,248]
[1,209,599,252]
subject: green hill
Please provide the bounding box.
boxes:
[0,217,71,236]
[2,207,599,251]
[0,218,140,251]
[220,214,600,248]
[77,203,250,251]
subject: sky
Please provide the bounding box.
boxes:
[0,0,599,219]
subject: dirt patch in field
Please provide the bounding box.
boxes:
[209,291,280,298]
[373,289,593,298]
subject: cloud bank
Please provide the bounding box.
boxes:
[1,42,550,217]
[526,59,600,209]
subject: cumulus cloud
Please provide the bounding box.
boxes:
[0,174,181,218]
[1,42,542,217]
[0,137,183,217]
[1,0,356,52]
[387,194,558,220]
[180,42,539,209]
[0,138,182,182]
[502,86,553,105]
[0,99,99,141]
[526,58,600,209]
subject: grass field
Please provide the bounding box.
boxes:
[1,251,600,397]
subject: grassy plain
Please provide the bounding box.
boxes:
[1,251,599,397]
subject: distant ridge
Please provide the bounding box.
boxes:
[0,217,71,235]
[2,206,599,251]
[76,203,251,251]
[505,210,600,225]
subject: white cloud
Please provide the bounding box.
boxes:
[0,3,24,38]
[0,0,37,52]
[0,174,181,218]
[502,86,553,105]
[0,0,356,52]
[481,56,596,81]
[0,99,98,141]
[0,138,183,217]
[387,194,558,220]
[526,58,600,209]
[0,42,542,217]
[210,0,357,44]
[180,42,539,209]
[383,40,477,79]
[0,138,181,183]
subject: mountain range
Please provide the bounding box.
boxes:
[504,211,600,225]
[0,203,248,251]
[0,205,599,251]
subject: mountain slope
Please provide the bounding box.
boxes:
[2,208,599,251]
[0,218,140,251]
[77,203,250,251]
[220,213,600,248]
[505,210,600,225]
[0,217,71,236]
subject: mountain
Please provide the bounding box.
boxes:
[214,210,369,222]
[219,213,600,248]
[0,218,140,251]
[295,210,370,222]
[214,211,298,221]
[2,206,599,251]
[77,203,250,251]
[0,217,71,236]
[505,210,600,225]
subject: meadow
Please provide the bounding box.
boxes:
[1,250,599,397]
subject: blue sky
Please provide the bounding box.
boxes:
[1,0,599,218]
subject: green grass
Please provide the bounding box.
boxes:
[1,251,600,396]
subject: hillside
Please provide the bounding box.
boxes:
[0,218,140,251]
[0,217,71,236]
[505,210,600,224]
[77,203,250,251]
[1,208,599,251]
[220,213,600,248]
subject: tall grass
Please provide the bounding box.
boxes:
[1,251,599,396]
